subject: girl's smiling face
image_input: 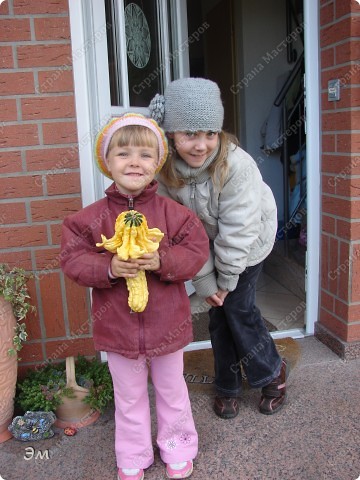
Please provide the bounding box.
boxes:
[105,126,159,196]
[171,131,219,168]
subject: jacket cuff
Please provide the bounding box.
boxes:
[192,272,218,298]
[217,271,239,292]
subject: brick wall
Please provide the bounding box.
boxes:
[0,0,95,372]
[317,0,360,358]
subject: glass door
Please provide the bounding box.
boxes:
[104,0,189,113]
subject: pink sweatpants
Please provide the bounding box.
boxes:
[107,349,198,469]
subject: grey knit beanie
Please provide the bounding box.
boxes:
[149,78,224,133]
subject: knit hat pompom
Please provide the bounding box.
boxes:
[148,94,165,125]
[149,78,224,133]
[94,113,168,179]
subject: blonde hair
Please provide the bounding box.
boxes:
[159,131,239,190]
[107,125,159,157]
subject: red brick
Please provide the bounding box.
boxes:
[338,63,360,88]
[46,172,81,195]
[322,134,336,152]
[64,275,91,336]
[347,324,360,342]
[321,92,335,111]
[335,87,360,110]
[321,289,334,312]
[0,46,13,68]
[0,72,35,95]
[321,233,330,291]
[0,175,43,198]
[42,121,77,145]
[321,47,334,68]
[336,40,360,64]
[0,151,22,174]
[0,225,47,249]
[39,272,65,337]
[34,247,61,271]
[14,0,69,15]
[322,154,360,175]
[0,1,9,14]
[0,250,32,270]
[322,173,335,195]
[334,298,348,321]
[321,64,360,90]
[0,124,38,148]
[22,95,75,120]
[0,99,17,121]
[328,236,339,295]
[321,17,353,48]
[335,177,360,197]
[338,241,350,301]
[336,1,359,19]
[26,147,79,171]
[45,338,95,361]
[322,111,352,131]
[0,19,31,41]
[322,214,336,234]
[50,223,62,244]
[319,308,348,341]
[34,17,70,40]
[31,197,82,222]
[351,244,360,302]
[347,221,360,239]
[38,69,74,94]
[23,277,42,341]
[320,2,334,26]
[24,317,43,342]
[18,342,43,364]
[17,44,72,68]
[0,202,27,224]
[336,219,352,240]
[322,194,351,218]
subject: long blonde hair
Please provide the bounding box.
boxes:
[159,131,239,191]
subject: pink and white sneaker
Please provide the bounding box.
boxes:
[117,468,144,480]
[166,461,193,479]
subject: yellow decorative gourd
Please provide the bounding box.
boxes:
[96,210,164,312]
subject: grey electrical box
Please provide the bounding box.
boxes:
[328,79,340,101]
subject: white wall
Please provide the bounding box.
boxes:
[237,0,298,220]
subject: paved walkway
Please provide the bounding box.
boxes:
[1,337,359,480]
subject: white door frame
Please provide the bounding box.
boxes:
[68,0,320,346]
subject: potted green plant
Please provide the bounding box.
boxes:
[0,263,36,442]
[16,355,114,428]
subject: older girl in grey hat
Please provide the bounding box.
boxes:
[149,78,289,418]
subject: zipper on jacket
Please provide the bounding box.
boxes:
[128,196,134,209]
[190,181,196,211]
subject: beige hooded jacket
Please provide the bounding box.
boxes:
[157,143,278,297]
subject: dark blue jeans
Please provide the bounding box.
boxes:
[209,262,282,397]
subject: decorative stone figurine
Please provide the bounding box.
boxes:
[8,411,56,441]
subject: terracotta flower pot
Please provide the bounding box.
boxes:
[55,356,100,429]
[0,296,17,442]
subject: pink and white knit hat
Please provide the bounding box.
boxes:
[94,113,169,179]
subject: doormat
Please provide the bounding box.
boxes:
[184,337,301,392]
[192,313,277,342]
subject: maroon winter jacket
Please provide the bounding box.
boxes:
[60,181,209,359]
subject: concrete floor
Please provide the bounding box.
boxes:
[0,337,359,480]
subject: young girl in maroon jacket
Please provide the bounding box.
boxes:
[60,114,209,480]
